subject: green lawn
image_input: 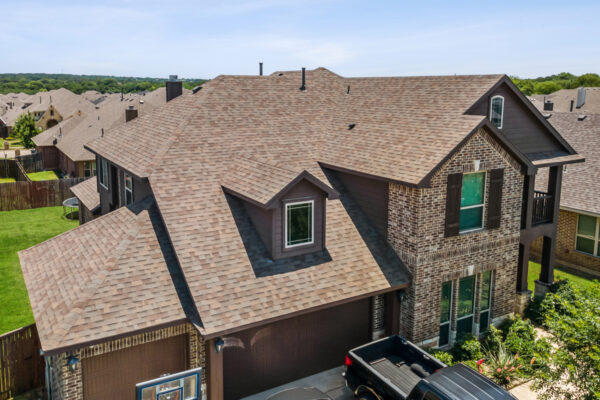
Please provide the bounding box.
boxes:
[27,170,59,181]
[0,207,78,333]
[0,177,16,183]
[528,261,597,292]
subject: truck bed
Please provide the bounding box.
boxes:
[369,355,422,395]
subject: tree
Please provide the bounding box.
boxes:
[13,113,40,149]
[533,281,600,400]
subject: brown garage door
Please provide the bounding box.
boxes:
[223,298,371,399]
[82,334,188,400]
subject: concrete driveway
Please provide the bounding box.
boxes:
[242,366,354,400]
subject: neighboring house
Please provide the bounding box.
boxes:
[530,87,600,114]
[31,87,169,178]
[70,176,100,224]
[531,113,600,277]
[19,68,581,400]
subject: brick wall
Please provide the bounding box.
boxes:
[531,209,600,277]
[388,128,523,346]
[47,323,206,400]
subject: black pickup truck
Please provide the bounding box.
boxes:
[344,335,516,400]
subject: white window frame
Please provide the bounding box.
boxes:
[459,171,487,233]
[124,173,133,206]
[575,213,600,257]
[99,158,109,189]
[439,280,453,347]
[456,275,476,337]
[284,200,314,249]
[490,95,504,129]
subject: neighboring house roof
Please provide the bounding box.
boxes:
[70,177,100,212]
[530,87,600,114]
[21,68,578,351]
[18,197,194,352]
[537,112,600,216]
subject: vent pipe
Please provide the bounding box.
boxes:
[300,67,306,91]
[259,62,263,76]
[570,100,574,112]
[576,87,586,108]
[101,128,104,137]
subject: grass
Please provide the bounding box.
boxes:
[527,260,597,292]
[0,177,16,183]
[0,207,78,333]
[4,137,24,149]
[27,170,59,181]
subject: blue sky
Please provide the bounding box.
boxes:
[2,0,599,79]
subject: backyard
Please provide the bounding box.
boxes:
[27,170,59,181]
[527,260,595,292]
[0,206,77,333]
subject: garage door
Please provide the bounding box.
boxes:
[223,298,371,399]
[82,334,188,400]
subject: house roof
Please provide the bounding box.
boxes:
[22,68,579,349]
[70,177,100,212]
[18,197,192,353]
[536,112,600,216]
[222,158,338,208]
[530,87,600,114]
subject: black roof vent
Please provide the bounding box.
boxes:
[278,73,284,76]
[578,114,587,121]
[348,123,356,130]
[259,62,263,76]
[300,67,306,91]
[347,85,350,94]
[192,86,202,94]
[543,101,554,111]
[543,113,552,119]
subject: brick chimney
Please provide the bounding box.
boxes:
[125,105,138,122]
[166,75,183,102]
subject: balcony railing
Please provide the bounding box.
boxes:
[532,190,554,225]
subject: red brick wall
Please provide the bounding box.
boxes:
[388,128,523,345]
[531,209,600,277]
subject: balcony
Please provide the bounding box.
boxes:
[532,190,554,225]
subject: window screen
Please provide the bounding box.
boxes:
[286,201,313,247]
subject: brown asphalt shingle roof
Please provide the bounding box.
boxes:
[19,197,190,351]
[530,88,600,114]
[537,112,600,215]
[70,177,100,211]
[23,68,545,349]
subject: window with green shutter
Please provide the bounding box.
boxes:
[459,172,485,232]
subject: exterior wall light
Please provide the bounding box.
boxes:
[214,338,225,354]
[67,356,79,373]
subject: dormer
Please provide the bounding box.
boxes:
[222,159,338,260]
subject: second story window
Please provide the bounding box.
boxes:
[124,173,133,205]
[84,161,96,177]
[576,214,600,257]
[490,96,504,129]
[285,200,314,248]
[99,159,109,188]
[459,172,485,232]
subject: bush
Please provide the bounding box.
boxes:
[451,334,483,361]
[481,325,503,354]
[484,341,523,387]
[431,350,454,366]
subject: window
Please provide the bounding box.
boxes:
[285,200,314,248]
[124,173,133,205]
[439,281,453,347]
[576,214,600,256]
[490,96,504,128]
[84,161,96,177]
[479,270,493,332]
[459,172,485,232]
[456,275,475,339]
[99,158,109,188]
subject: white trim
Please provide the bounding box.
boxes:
[490,95,504,129]
[438,280,453,347]
[459,171,486,233]
[124,173,133,206]
[99,158,109,189]
[479,270,494,331]
[284,200,314,249]
[575,213,600,258]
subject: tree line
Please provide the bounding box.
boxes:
[511,72,600,95]
[0,73,206,95]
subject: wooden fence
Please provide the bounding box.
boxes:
[0,158,15,179]
[15,153,43,174]
[0,177,87,211]
[0,324,45,400]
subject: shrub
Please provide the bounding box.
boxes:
[431,350,454,366]
[451,334,483,361]
[484,341,523,387]
[481,325,503,354]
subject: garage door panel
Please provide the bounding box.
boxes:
[223,299,371,399]
[82,334,188,400]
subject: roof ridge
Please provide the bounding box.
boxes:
[55,201,152,340]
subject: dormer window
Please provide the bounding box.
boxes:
[490,96,504,129]
[285,200,314,248]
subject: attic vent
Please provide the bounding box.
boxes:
[543,113,552,119]
[192,86,202,94]
[578,114,587,121]
[543,101,553,111]
[348,123,356,130]
[278,73,284,76]
[347,85,350,94]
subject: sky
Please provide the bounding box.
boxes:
[1,0,599,79]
